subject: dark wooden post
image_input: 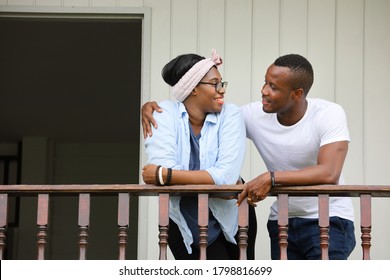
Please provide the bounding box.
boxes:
[158,193,169,260]
[198,194,209,260]
[0,194,8,260]
[318,194,329,260]
[238,198,248,260]
[36,194,49,260]
[360,194,371,260]
[78,193,90,260]
[118,193,130,260]
[278,194,289,260]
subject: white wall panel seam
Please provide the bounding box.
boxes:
[223,0,227,67]
[196,0,200,53]
[249,0,254,179]
[306,0,309,58]
[224,0,226,68]
[333,0,337,102]
[169,0,173,99]
[169,0,172,60]
[278,0,282,56]
[362,0,366,183]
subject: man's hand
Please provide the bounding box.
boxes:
[211,177,245,200]
[237,172,272,207]
[141,101,162,138]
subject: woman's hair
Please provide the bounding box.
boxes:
[161,54,205,86]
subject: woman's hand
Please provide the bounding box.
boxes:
[142,164,159,184]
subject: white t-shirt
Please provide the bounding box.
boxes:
[241,98,354,221]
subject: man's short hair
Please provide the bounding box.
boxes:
[274,54,314,95]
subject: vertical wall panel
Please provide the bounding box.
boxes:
[144,0,171,101]
[224,0,252,106]
[307,0,336,100]
[280,0,308,54]
[171,0,198,56]
[364,0,390,259]
[335,0,364,185]
[364,0,390,184]
[198,0,225,76]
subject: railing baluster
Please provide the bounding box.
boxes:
[278,194,289,260]
[198,194,208,260]
[318,194,329,260]
[238,198,248,260]
[118,193,130,260]
[158,193,169,260]
[78,193,90,260]
[36,194,49,260]
[0,194,8,260]
[360,194,371,260]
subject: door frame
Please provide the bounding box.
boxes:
[0,5,151,259]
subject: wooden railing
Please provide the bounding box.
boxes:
[0,184,389,260]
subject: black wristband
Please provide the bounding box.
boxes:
[155,165,162,186]
[166,168,172,186]
[270,170,275,188]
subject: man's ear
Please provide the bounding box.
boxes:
[292,88,304,100]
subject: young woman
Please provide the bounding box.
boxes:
[142,50,256,260]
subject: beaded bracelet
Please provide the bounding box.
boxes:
[155,165,162,185]
[269,170,275,188]
[166,168,172,186]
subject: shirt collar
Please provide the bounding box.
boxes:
[178,102,219,125]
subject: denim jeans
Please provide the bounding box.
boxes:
[267,216,356,260]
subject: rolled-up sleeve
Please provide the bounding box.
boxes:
[144,101,181,169]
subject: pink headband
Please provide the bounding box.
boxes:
[172,49,223,102]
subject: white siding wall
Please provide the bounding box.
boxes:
[1,0,389,260]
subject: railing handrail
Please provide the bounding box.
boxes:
[1,184,390,197]
[1,183,390,260]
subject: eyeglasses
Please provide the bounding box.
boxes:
[198,81,228,92]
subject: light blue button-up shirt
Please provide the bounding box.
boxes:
[145,100,246,253]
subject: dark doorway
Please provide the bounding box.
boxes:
[0,16,142,143]
[0,15,142,259]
